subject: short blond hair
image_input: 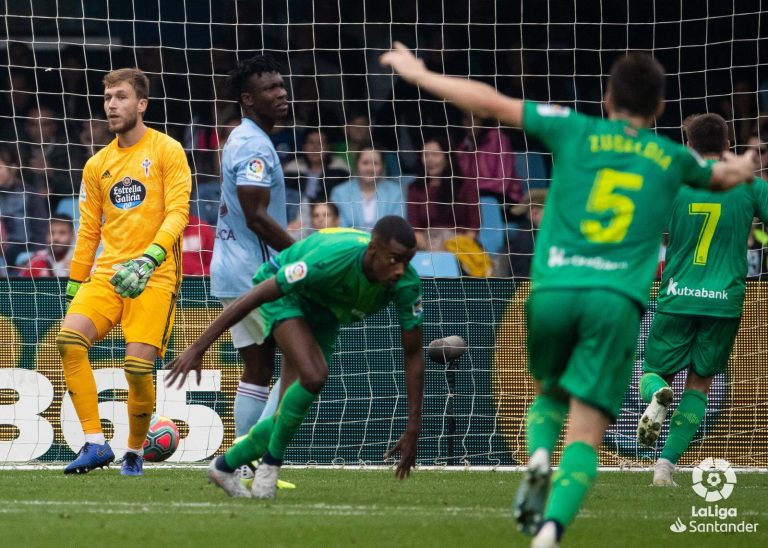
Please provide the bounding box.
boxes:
[103,68,150,99]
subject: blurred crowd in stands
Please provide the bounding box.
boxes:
[2,34,768,281]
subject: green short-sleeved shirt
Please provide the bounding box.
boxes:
[522,101,713,307]
[657,174,768,317]
[255,228,424,331]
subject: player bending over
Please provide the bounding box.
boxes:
[166,216,424,498]
[60,68,191,475]
[637,113,768,485]
[380,44,755,547]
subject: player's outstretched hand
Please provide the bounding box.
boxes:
[384,429,418,479]
[711,149,757,191]
[164,346,204,389]
[379,42,427,84]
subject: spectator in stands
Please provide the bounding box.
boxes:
[499,188,548,279]
[0,146,48,255]
[747,133,768,180]
[310,200,341,231]
[330,146,405,230]
[747,219,768,279]
[182,213,215,276]
[0,70,35,143]
[18,215,75,278]
[19,105,74,207]
[454,114,523,208]
[60,47,91,125]
[284,128,350,228]
[68,118,112,185]
[0,218,13,277]
[407,137,480,251]
[332,112,373,171]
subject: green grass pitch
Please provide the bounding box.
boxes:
[0,468,766,547]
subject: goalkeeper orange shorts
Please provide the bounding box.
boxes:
[68,274,178,358]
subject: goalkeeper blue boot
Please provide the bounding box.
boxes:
[120,452,144,476]
[64,442,115,474]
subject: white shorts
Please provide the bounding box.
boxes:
[219,297,266,349]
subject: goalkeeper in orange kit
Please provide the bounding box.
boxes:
[58,68,191,476]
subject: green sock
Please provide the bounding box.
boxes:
[660,389,707,464]
[639,372,668,403]
[526,394,568,455]
[267,381,318,461]
[224,416,276,469]
[544,441,598,528]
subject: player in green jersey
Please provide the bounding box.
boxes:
[381,44,756,547]
[165,216,424,498]
[637,113,768,486]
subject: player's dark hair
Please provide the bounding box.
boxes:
[608,53,666,118]
[228,54,282,105]
[372,216,416,249]
[684,113,728,156]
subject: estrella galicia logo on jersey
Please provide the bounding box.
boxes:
[284,261,307,284]
[245,158,266,182]
[110,176,147,210]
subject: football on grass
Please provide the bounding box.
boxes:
[143,414,180,462]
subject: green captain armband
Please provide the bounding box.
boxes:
[143,243,166,267]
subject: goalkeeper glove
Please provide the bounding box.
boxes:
[65,279,82,309]
[110,243,166,299]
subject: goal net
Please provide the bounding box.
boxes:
[1,1,766,468]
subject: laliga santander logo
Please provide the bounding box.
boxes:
[692,458,737,502]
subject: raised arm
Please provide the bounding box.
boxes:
[384,325,424,479]
[380,42,524,127]
[164,277,283,388]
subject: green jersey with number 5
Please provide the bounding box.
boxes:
[656,172,768,317]
[522,101,713,306]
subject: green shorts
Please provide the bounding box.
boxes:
[253,262,339,363]
[643,311,740,379]
[526,288,642,419]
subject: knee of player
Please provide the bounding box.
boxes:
[300,363,329,394]
[56,328,92,357]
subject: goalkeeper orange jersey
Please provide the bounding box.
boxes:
[70,127,191,292]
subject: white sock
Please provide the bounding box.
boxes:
[85,433,106,445]
[234,381,270,437]
[529,448,551,472]
[126,447,144,457]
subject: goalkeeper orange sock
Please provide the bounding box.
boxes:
[124,357,155,452]
[57,328,102,436]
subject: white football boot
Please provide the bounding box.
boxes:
[208,458,252,498]
[531,521,559,548]
[637,387,674,446]
[251,461,280,499]
[652,458,678,486]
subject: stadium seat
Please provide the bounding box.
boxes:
[55,196,80,222]
[410,251,462,277]
[478,195,506,254]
